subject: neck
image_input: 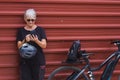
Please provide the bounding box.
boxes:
[25,25,37,31]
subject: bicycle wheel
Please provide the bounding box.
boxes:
[48,66,88,80]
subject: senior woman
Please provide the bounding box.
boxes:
[16,9,47,80]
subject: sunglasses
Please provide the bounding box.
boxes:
[27,19,35,22]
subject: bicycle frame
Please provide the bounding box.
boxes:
[94,51,120,80]
[72,41,120,80]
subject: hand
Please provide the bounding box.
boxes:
[30,34,39,42]
[25,34,31,42]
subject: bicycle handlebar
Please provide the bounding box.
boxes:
[78,50,90,59]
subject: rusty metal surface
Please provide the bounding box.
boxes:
[0,0,120,80]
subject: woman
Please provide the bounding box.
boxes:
[16,9,47,80]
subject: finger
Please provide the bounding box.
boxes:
[29,35,33,40]
[35,35,38,38]
[26,34,30,37]
[32,34,35,38]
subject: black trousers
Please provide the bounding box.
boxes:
[20,59,45,80]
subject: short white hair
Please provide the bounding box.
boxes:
[24,9,36,19]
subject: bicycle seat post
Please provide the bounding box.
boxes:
[82,52,95,80]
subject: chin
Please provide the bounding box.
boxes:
[28,24,34,27]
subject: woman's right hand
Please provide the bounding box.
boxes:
[25,34,31,42]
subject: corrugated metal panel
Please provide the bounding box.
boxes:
[0,0,120,80]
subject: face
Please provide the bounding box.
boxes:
[24,16,36,27]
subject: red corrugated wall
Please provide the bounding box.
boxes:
[0,0,120,80]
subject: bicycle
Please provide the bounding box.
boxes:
[48,40,120,80]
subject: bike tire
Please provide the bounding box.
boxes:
[48,66,88,80]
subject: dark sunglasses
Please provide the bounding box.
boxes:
[27,19,35,22]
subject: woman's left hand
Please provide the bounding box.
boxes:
[30,34,39,42]
[30,34,47,48]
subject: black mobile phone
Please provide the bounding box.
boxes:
[30,30,36,36]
